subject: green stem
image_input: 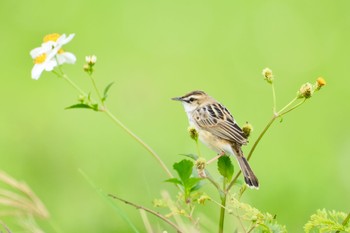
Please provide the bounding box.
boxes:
[218,193,227,233]
[104,109,173,178]
[277,96,298,115]
[271,83,277,114]
[247,116,276,161]
[109,194,183,233]
[279,98,306,117]
[195,140,202,157]
[218,178,228,233]
[88,74,103,104]
[227,116,277,191]
[58,71,173,179]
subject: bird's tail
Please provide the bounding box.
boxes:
[235,148,259,189]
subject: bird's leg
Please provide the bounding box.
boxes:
[207,151,225,164]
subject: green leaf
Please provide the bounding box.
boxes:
[217,156,234,181]
[173,159,193,185]
[65,103,95,110]
[164,178,182,185]
[187,177,203,191]
[102,82,114,102]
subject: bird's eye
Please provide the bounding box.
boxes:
[189,97,195,102]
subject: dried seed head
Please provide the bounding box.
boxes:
[262,68,274,84]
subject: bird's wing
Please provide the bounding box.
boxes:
[193,103,247,145]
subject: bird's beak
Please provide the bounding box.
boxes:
[171,96,182,101]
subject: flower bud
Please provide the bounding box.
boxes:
[316,77,326,90]
[78,95,86,103]
[262,68,274,84]
[188,126,199,142]
[197,195,210,205]
[297,82,313,99]
[83,64,90,72]
[242,122,253,138]
[85,55,97,65]
[195,158,206,178]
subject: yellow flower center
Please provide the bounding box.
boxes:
[43,33,61,42]
[58,49,64,54]
[34,53,47,64]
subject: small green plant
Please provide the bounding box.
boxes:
[20,32,349,233]
[304,209,350,233]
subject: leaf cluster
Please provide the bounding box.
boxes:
[228,196,287,233]
[304,209,350,233]
[166,159,202,202]
[66,82,114,111]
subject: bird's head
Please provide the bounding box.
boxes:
[172,90,210,112]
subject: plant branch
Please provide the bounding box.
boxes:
[277,96,298,114]
[57,72,173,179]
[103,109,173,178]
[279,98,306,117]
[108,194,184,233]
[271,83,277,114]
[227,116,277,191]
[88,74,103,104]
[218,194,227,233]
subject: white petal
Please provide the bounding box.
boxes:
[58,52,76,64]
[30,46,46,58]
[46,45,61,61]
[58,33,75,45]
[31,64,45,80]
[44,60,58,71]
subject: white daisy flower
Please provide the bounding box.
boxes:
[30,33,76,80]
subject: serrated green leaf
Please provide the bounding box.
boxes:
[65,103,94,110]
[179,154,198,160]
[173,159,193,185]
[102,82,114,102]
[217,156,234,181]
[165,178,182,185]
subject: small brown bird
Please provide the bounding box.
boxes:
[172,90,259,188]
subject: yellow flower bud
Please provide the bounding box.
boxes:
[316,77,326,90]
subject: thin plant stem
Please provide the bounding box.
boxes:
[279,98,306,117]
[56,71,173,178]
[139,209,154,233]
[277,96,298,115]
[62,74,87,96]
[88,74,103,104]
[218,194,227,233]
[79,169,140,233]
[271,83,277,114]
[227,116,277,191]
[103,109,173,178]
[206,176,224,196]
[227,97,307,191]
[109,194,184,233]
[195,140,202,158]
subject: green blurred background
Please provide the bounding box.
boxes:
[1,0,349,232]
